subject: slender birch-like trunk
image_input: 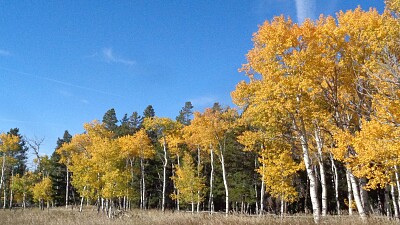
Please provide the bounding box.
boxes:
[359,178,371,214]
[79,186,86,212]
[161,137,167,212]
[349,171,367,220]
[196,146,201,212]
[9,169,13,209]
[176,155,180,211]
[391,184,399,218]
[385,185,391,217]
[314,126,327,216]
[208,147,214,213]
[66,165,69,209]
[140,158,146,210]
[293,116,320,223]
[330,154,340,214]
[254,156,259,215]
[260,154,266,215]
[219,149,229,216]
[346,169,353,215]
[395,167,400,211]
[0,154,6,191]
[3,183,7,209]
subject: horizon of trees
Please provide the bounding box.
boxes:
[0,1,399,223]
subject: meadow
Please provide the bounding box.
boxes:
[1,208,399,225]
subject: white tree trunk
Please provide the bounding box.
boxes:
[391,184,399,218]
[330,154,340,214]
[79,186,86,212]
[346,169,353,215]
[197,146,201,213]
[161,139,168,212]
[359,178,371,214]
[219,150,229,216]
[385,185,391,217]
[349,171,367,220]
[293,117,320,223]
[260,155,266,216]
[395,167,400,211]
[208,147,214,213]
[0,154,6,191]
[66,165,69,209]
[140,158,146,210]
[9,169,13,209]
[314,127,327,216]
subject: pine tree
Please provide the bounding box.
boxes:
[176,102,194,126]
[103,108,118,132]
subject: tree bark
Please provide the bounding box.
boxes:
[66,165,69,209]
[219,149,229,216]
[260,155,266,216]
[314,126,327,216]
[0,154,6,191]
[79,186,86,212]
[330,154,340,215]
[395,167,400,211]
[293,116,320,223]
[349,171,367,220]
[140,158,146,210]
[346,169,353,215]
[391,184,399,218]
[359,177,371,214]
[197,146,201,213]
[9,169,13,209]
[208,147,214,213]
[385,185,391,217]
[161,138,167,212]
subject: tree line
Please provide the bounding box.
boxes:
[0,1,399,223]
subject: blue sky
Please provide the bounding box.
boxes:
[0,0,385,160]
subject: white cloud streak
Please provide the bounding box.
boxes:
[295,0,317,23]
[0,66,123,97]
[190,96,218,108]
[0,49,10,56]
[102,48,136,66]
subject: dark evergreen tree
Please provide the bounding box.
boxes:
[56,130,72,149]
[50,130,73,206]
[8,128,28,176]
[117,113,131,137]
[176,101,194,126]
[129,111,142,130]
[143,105,155,118]
[102,108,118,132]
[212,102,222,113]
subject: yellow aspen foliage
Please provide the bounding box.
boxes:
[334,119,400,190]
[11,172,35,204]
[0,133,20,152]
[59,120,135,202]
[170,152,206,206]
[259,148,302,203]
[118,129,155,160]
[32,177,53,203]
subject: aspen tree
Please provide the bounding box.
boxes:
[170,152,205,213]
[143,117,179,212]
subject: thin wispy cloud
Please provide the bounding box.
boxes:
[0,49,11,56]
[295,0,317,23]
[102,48,136,66]
[190,96,218,108]
[0,66,123,97]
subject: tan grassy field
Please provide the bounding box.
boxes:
[0,208,399,225]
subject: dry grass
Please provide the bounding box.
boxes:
[0,207,399,225]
